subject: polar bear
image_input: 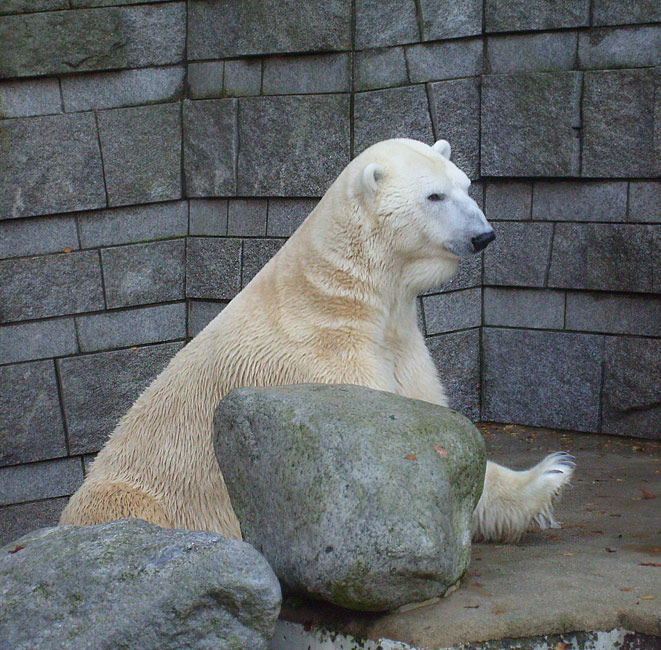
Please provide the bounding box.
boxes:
[61,138,574,543]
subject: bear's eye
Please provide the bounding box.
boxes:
[427,193,446,202]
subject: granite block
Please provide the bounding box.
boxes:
[483,287,565,329]
[76,303,186,352]
[189,199,228,236]
[228,200,267,237]
[0,251,104,323]
[0,319,77,365]
[238,95,350,196]
[482,328,603,432]
[481,72,581,176]
[188,0,350,59]
[406,39,483,84]
[58,341,183,454]
[242,239,285,287]
[263,53,350,95]
[267,199,317,237]
[0,457,83,506]
[532,182,628,222]
[422,288,482,335]
[483,222,554,287]
[0,77,60,118]
[354,85,434,155]
[548,224,656,293]
[101,239,185,308]
[0,3,185,78]
[566,292,660,337]
[97,103,182,206]
[428,78,480,179]
[0,113,105,219]
[77,201,188,248]
[582,69,660,178]
[0,360,66,467]
[0,215,78,259]
[61,66,184,111]
[426,328,480,421]
[183,99,238,197]
[186,237,242,300]
[484,182,532,220]
[602,337,660,439]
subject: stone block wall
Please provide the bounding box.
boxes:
[0,0,658,542]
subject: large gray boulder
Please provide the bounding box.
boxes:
[0,519,281,650]
[214,384,486,611]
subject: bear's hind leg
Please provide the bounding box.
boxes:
[60,480,171,528]
[472,452,575,543]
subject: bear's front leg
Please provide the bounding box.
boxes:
[471,453,575,543]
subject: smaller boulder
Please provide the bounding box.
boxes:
[0,519,282,650]
[214,384,486,611]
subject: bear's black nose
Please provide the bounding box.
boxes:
[471,231,495,252]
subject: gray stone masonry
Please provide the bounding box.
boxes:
[428,78,481,179]
[532,181,627,221]
[481,72,582,176]
[354,47,408,91]
[97,103,182,206]
[238,95,350,195]
[354,0,418,50]
[262,54,351,95]
[426,328,480,421]
[548,224,656,293]
[354,86,434,156]
[77,201,188,248]
[183,99,238,197]
[0,77,61,118]
[0,497,68,547]
[186,237,242,300]
[485,0,590,32]
[187,0,351,59]
[0,457,83,506]
[0,251,105,323]
[100,239,185,308]
[0,3,186,78]
[0,0,659,531]
[61,66,184,111]
[406,39,483,83]
[0,112,106,219]
[58,341,184,454]
[582,68,660,178]
[0,360,66,467]
[602,337,660,439]
[482,328,604,432]
[483,287,565,330]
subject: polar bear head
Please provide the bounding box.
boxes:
[352,138,494,262]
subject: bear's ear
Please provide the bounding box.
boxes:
[361,163,385,193]
[432,139,452,159]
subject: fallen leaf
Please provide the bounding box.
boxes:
[640,595,655,600]
[620,587,634,592]
[8,545,24,554]
[605,548,617,553]
[562,553,574,557]
[405,453,417,460]
[641,489,656,499]
[491,609,505,615]
[433,445,448,458]
[464,605,480,609]
[63,247,72,254]
[640,562,661,567]
[556,643,568,650]
[130,346,138,351]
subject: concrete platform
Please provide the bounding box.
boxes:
[274,424,661,649]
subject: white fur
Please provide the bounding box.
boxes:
[61,138,574,544]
